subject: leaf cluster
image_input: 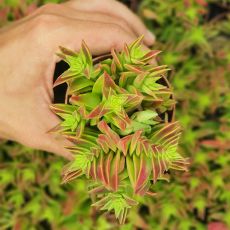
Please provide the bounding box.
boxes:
[50,37,188,224]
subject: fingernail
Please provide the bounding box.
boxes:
[146,30,156,44]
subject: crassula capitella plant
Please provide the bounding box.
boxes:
[50,37,189,224]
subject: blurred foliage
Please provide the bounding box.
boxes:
[0,0,230,229]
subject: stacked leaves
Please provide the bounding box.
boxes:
[50,37,189,224]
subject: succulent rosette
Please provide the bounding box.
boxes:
[50,37,189,224]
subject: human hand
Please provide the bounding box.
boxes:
[0,0,155,159]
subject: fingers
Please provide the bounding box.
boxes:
[37,112,74,160]
[35,3,136,37]
[37,134,74,160]
[62,0,155,46]
[39,134,74,160]
[2,1,155,48]
[30,13,140,57]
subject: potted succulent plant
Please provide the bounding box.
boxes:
[50,37,189,224]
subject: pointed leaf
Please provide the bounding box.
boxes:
[110,151,120,191]
[70,93,101,110]
[126,155,135,187]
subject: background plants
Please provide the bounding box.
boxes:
[0,0,230,229]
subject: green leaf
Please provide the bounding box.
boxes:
[70,93,101,110]
[68,77,94,94]
[131,110,158,124]
[50,104,76,114]
[92,74,104,94]
[126,155,135,187]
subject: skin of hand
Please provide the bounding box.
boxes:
[0,0,155,160]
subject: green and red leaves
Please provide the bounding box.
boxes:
[89,150,125,192]
[68,77,94,95]
[50,37,188,224]
[54,41,94,87]
[135,154,151,195]
[81,40,93,67]
[50,103,76,114]
[69,71,144,131]
[61,151,93,184]
[115,110,159,135]
[92,193,136,224]
[150,122,189,181]
[110,151,121,191]
[141,50,162,63]
[111,48,123,73]
[49,104,84,134]
[126,154,151,195]
[70,93,101,110]
[98,121,120,146]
